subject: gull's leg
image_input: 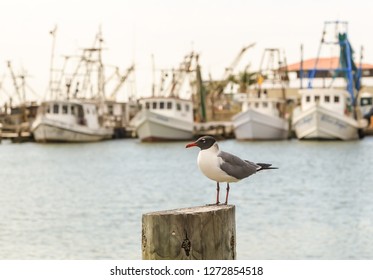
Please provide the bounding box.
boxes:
[207,182,220,206]
[224,183,230,205]
[216,182,220,205]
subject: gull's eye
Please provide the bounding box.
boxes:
[201,138,206,143]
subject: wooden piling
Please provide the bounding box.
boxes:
[142,204,236,260]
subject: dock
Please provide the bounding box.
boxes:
[0,123,33,143]
[194,121,234,139]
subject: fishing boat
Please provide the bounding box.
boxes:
[232,94,289,140]
[232,48,289,140]
[0,62,39,142]
[129,97,193,141]
[31,99,113,142]
[292,20,367,140]
[36,28,135,142]
[130,52,197,142]
[292,88,366,140]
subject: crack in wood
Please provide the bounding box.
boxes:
[181,230,191,256]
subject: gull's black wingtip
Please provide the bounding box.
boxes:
[256,163,279,171]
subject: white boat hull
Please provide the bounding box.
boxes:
[232,108,289,140]
[292,105,361,140]
[131,110,193,141]
[32,118,113,143]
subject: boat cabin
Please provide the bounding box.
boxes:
[37,100,102,129]
[139,97,193,120]
[241,95,285,117]
[299,89,352,115]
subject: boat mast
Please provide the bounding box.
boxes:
[48,25,58,100]
[196,54,207,122]
[7,61,22,104]
[257,48,288,117]
[97,26,105,100]
[300,44,304,89]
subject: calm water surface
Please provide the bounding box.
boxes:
[1,137,373,259]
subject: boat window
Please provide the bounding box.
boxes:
[306,95,311,102]
[62,105,68,114]
[78,106,84,118]
[160,102,165,109]
[53,104,59,114]
[324,95,330,103]
[145,102,150,109]
[361,98,373,106]
[46,105,50,113]
[254,102,259,108]
[71,105,75,115]
[108,105,113,115]
[185,104,190,112]
[334,96,340,103]
[176,103,181,111]
[152,102,157,109]
[262,102,268,108]
[167,102,172,109]
[315,95,320,102]
[247,102,251,107]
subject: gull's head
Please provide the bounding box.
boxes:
[185,136,217,150]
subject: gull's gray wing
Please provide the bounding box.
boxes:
[218,151,259,180]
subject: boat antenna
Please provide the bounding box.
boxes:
[307,23,326,89]
[151,54,156,97]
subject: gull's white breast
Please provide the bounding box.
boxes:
[197,148,239,183]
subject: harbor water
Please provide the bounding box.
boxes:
[1,137,373,259]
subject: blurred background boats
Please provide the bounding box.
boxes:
[1,21,373,143]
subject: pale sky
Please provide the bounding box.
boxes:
[1,0,372,103]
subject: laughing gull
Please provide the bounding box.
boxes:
[186,136,277,205]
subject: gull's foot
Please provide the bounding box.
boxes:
[206,202,220,206]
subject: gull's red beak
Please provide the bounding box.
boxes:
[185,141,197,148]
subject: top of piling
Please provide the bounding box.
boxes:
[143,204,235,216]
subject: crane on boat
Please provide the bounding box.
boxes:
[109,64,135,99]
[216,43,256,95]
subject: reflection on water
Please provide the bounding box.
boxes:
[1,137,373,259]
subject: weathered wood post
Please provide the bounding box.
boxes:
[142,205,236,260]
